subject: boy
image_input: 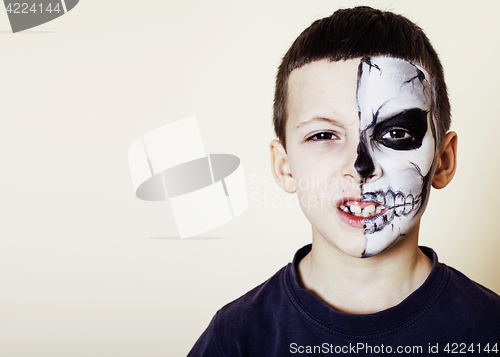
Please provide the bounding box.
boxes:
[189,6,500,356]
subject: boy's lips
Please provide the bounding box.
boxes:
[336,198,387,228]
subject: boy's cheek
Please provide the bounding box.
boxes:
[373,142,435,179]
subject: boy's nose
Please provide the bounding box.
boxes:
[354,140,375,180]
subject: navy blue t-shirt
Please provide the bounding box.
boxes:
[189,245,500,356]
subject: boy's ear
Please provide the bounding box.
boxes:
[432,131,458,189]
[270,140,296,193]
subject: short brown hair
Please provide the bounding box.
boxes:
[273,6,450,151]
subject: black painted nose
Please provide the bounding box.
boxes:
[354,141,375,180]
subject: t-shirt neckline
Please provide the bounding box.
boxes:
[283,244,450,338]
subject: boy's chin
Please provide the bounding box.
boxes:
[334,237,398,259]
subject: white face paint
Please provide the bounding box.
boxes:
[355,56,436,257]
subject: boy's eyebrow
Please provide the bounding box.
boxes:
[295,117,344,131]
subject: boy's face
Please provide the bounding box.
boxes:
[282,56,436,258]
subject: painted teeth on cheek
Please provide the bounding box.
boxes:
[404,194,415,215]
[385,191,395,208]
[376,192,386,206]
[394,193,405,217]
[362,190,425,234]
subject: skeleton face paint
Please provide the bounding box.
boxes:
[354,56,436,257]
[283,57,437,259]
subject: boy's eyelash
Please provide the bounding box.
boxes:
[306,131,339,141]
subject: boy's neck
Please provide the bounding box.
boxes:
[297,224,432,315]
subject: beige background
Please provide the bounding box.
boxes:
[0,0,499,356]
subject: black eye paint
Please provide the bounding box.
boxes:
[373,108,428,150]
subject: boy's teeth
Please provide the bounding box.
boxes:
[340,203,384,217]
[350,205,362,214]
[364,205,375,214]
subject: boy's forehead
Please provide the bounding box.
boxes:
[286,59,359,129]
[285,57,432,130]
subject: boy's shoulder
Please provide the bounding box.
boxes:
[187,261,292,356]
[215,245,312,323]
[216,263,290,328]
[439,261,500,316]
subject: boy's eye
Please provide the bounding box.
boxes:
[306,132,339,141]
[380,128,413,140]
[372,108,428,151]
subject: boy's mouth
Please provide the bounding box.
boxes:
[336,199,387,228]
[338,200,386,218]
